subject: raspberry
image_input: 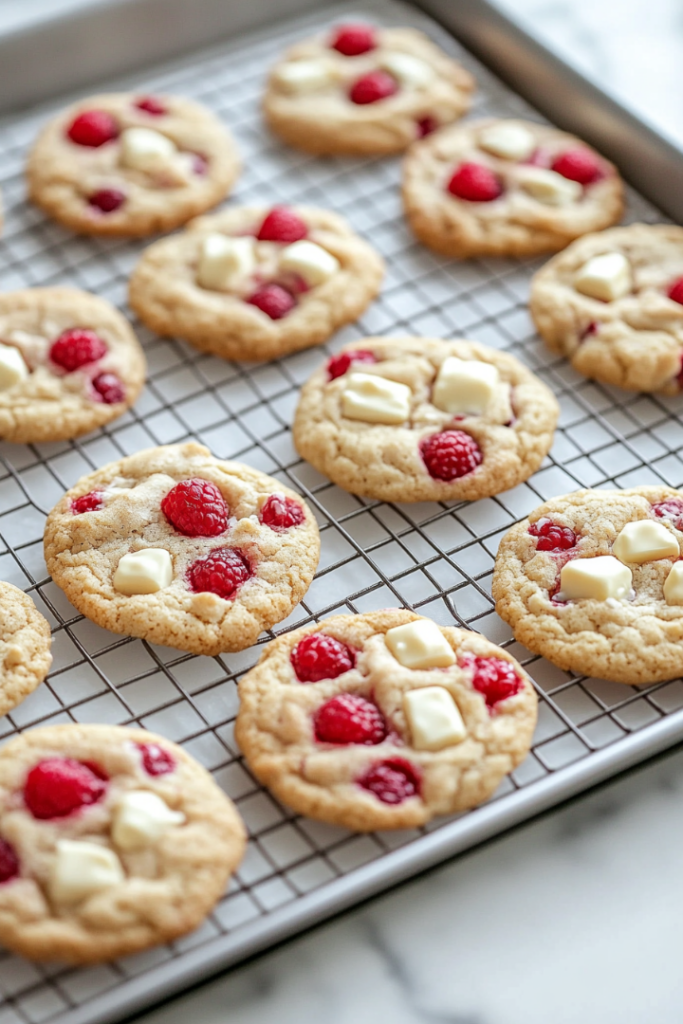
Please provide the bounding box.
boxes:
[314,694,386,745]
[67,110,118,147]
[137,742,176,776]
[420,430,482,481]
[528,518,576,551]
[357,758,421,805]
[260,493,305,532]
[291,633,355,682]
[88,188,126,213]
[551,148,602,184]
[417,116,439,138]
[92,372,125,405]
[71,490,104,515]
[349,70,398,105]
[135,96,167,116]
[50,328,107,372]
[579,321,598,342]
[161,478,229,537]
[187,547,251,600]
[192,153,208,176]
[257,207,308,243]
[667,277,683,305]
[24,758,107,819]
[330,23,377,56]
[0,839,18,884]
[652,498,683,531]
[447,162,502,202]
[327,349,377,380]
[462,653,522,710]
[247,284,296,320]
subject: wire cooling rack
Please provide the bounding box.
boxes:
[0,1,679,1022]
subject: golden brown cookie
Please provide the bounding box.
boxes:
[0,583,52,717]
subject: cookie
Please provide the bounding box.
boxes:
[263,23,474,156]
[0,583,52,717]
[44,443,320,656]
[235,609,537,831]
[0,288,145,443]
[128,205,384,362]
[402,118,624,258]
[492,486,683,685]
[530,223,683,393]
[293,336,559,503]
[27,93,239,236]
[0,724,245,963]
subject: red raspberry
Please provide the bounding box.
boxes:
[330,23,377,56]
[667,277,683,305]
[257,207,308,243]
[24,758,107,819]
[161,478,229,537]
[71,490,104,515]
[135,96,167,116]
[314,694,387,745]
[187,547,251,600]
[357,757,421,805]
[291,633,355,682]
[528,518,576,551]
[579,321,598,342]
[50,328,107,372]
[92,372,125,405]
[0,839,18,884]
[652,498,683,530]
[420,430,482,481]
[327,349,377,380]
[88,188,126,213]
[137,742,176,776]
[462,653,522,710]
[247,284,296,320]
[551,148,602,184]
[67,110,118,147]
[417,116,439,138]
[349,70,398,105]
[447,162,502,202]
[260,493,305,531]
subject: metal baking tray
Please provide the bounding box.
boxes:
[0,1,681,1022]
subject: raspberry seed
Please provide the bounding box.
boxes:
[314,694,387,745]
[162,479,229,537]
[291,633,355,682]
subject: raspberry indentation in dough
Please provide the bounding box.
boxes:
[420,431,483,482]
[247,284,296,320]
[330,23,377,56]
[92,372,125,405]
[257,207,308,243]
[327,349,377,380]
[162,479,229,537]
[291,633,355,682]
[349,70,398,105]
[137,742,176,776]
[528,518,577,551]
[135,96,167,116]
[551,148,602,185]
[667,277,683,305]
[50,328,107,372]
[187,547,251,601]
[462,653,523,709]
[447,163,502,202]
[357,757,422,805]
[0,839,19,884]
[652,498,683,531]
[71,490,104,515]
[314,694,387,745]
[67,110,119,147]
[417,116,439,138]
[24,758,107,819]
[260,493,305,532]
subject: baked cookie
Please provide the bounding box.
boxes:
[263,23,474,156]
[0,583,52,717]
[0,288,145,443]
[530,223,683,393]
[402,118,624,258]
[293,336,559,503]
[44,443,320,656]
[235,609,537,831]
[492,486,683,684]
[128,205,384,362]
[27,93,239,236]
[0,724,245,963]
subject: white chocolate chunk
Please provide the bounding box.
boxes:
[380,52,434,88]
[664,562,683,605]
[613,520,679,564]
[279,240,340,287]
[560,555,632,602]
[50,839,124,905]
[197,234,256,290]
[0,343,28,391]
[273,59,335,93]
[516,166,582,206]
[479,123,535,161]
[432,357,499,416]
[113,549,173,596]
[385,619,456,670]
[341,371,411,425]
[112,790,185,851]
[574,252,632,302]
[120,126,177,172]
[404,685,466,751]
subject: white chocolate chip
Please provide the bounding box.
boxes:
[380,52,434,88]
[613,520,679,564]
[112,790,185,851]
[385,619,456,670]
[113,549,173,595]
[50,839,124,905]
[279,240,340,287]
[559,555,632,602]
[341,371,411,425]
[404,685,466,751]
[664,562,683,605]
[432,357,499,416]
[0,343,28,392]
[273,59,335,93]
[120,126,177,172]
[516,166,582,206]
[574,252,632,302]
[197,234,256,291]
[479,123,536,161]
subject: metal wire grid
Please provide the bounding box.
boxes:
[0,0,677,1020]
